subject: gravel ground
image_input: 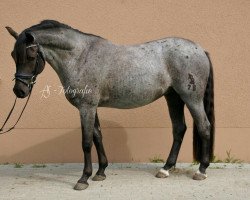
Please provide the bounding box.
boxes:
[0,163,249,200]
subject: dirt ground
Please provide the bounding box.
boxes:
[0,163,249,200]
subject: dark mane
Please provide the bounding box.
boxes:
[25,20,103,38]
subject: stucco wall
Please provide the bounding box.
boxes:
[0,0,249,163]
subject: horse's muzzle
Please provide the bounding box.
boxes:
[13,83,30,98]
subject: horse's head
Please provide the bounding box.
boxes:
[6,27,45,98]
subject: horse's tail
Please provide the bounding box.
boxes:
[193,51,215,162]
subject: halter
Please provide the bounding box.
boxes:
[13,44,45,90]
[0,44,45,134]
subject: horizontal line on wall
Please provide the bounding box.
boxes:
[8,127,250,130]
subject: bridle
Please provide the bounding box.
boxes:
[14,44,45,90]
[0,43,45,134]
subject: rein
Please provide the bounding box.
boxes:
[0,44,44,134]
[0,91,32,134]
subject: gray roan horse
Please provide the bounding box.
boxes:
[6,20,214,190]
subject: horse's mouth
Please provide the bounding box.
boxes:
[13,87,29,98]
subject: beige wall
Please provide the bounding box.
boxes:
[0,0,249,163]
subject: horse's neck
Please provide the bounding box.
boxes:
[35,29,96,83]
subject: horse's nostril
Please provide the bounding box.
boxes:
[20,90,25,96]
[13,88,26,98]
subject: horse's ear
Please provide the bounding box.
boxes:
[5,26,18,40]
[25,32,36,43]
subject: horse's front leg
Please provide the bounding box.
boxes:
[92,113,108,181]
[74,105,96,190]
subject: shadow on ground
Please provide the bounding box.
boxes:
[0,120,132,164]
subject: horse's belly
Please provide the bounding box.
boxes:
[99,89,163,109]
[99,74,170,109]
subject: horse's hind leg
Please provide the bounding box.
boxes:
[92,113,108,181]
[156,89,187,178]
[185,100,211,180]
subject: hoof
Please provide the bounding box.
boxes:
[92,174,106,181]
[155,168,169,178]
[193,170,207,180]
[74,182,89,190]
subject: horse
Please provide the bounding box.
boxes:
[6,20,214,190]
